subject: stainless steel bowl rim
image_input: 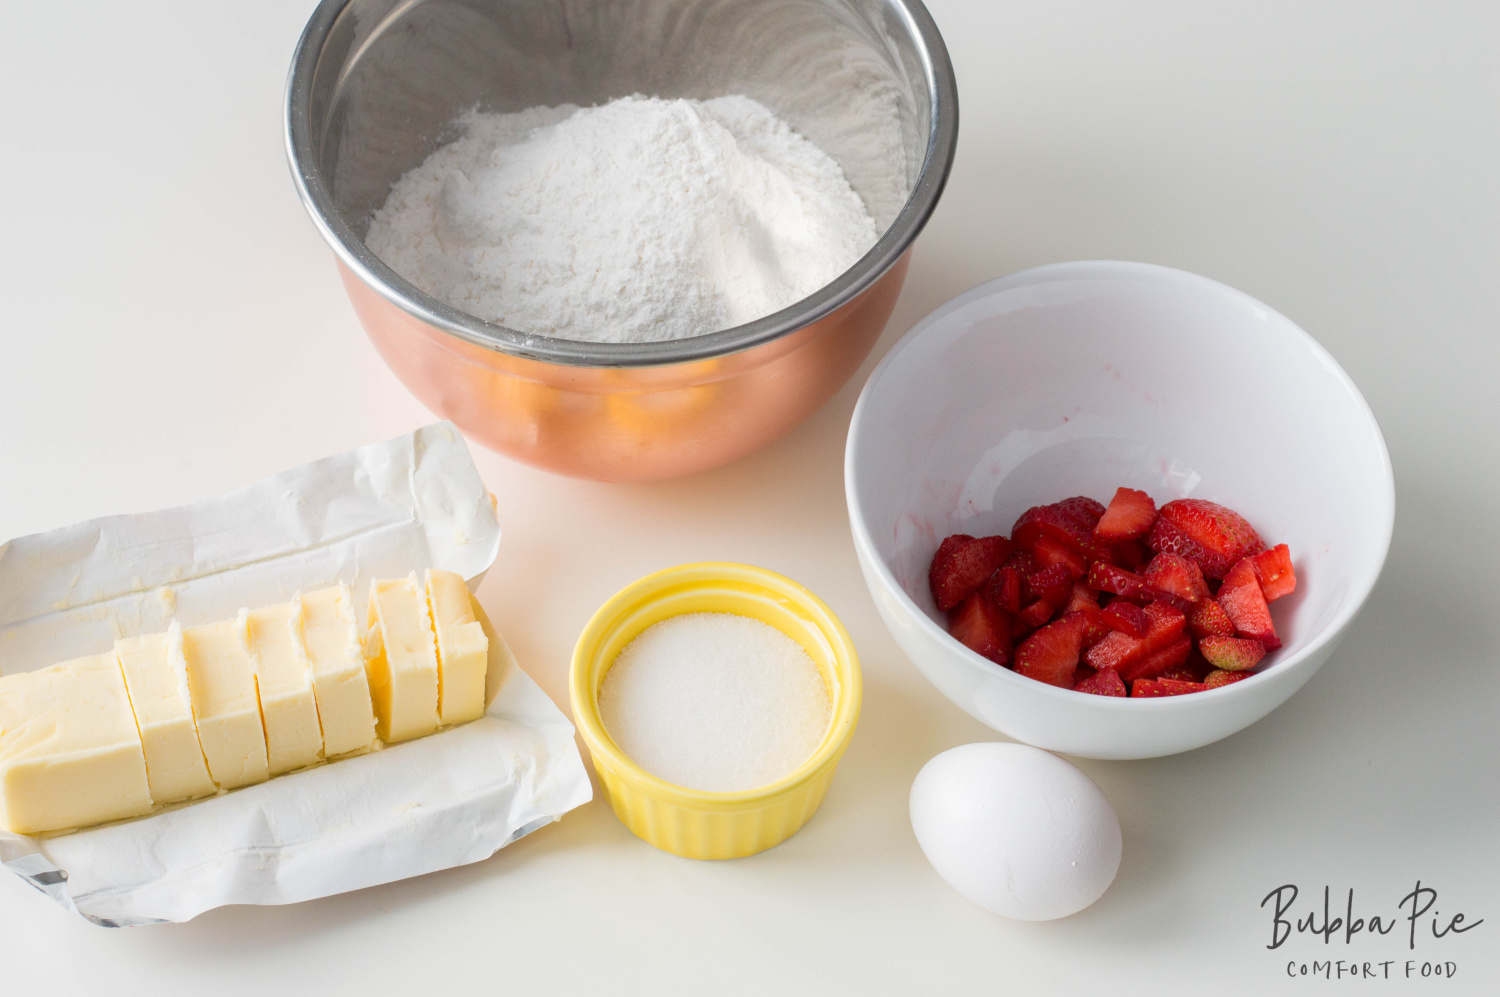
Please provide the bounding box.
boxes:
[285,0,958,369]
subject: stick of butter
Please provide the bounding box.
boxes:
[425,569,488,727]
[365,576,440,743]
[293,584,377,758]
[244,603,323,776]
[115,627,216,805]
[0,654,155,835]
[178,615,270,790]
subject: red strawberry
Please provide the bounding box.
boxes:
[1101,600,1149,638]
[1187,598,1235,639]
[1010,614,1033,642]
[1002,547,1035,575]
[1015,614,1087,688]
[1084,630,1141,672]
[1147,499,1265,579]
[1032,535,1087,579]
[1064,582,1099,613]
[1094,487,1157,540]
[1143,552,1211,603]
[1217,558,1281,649]
[1198,635,1267,672]
[1086,562,1189,611]
[930,534,1014,611]
[1027,564,1073,609]
[1158,677,1208,695]
[947,591,1013,665]
[1119,635,1191,684]
[1131,679,1166,697]
[1055,495,1107,528]
[1074,668,1127,697]
[1250,543,1296,602]
[1064,606,1111,648]
[1012,497,1107,558]
[1204,669,1250,689]
[1161,649,1212,683]
[986,566,1024,613]
[1019,598,1056,629]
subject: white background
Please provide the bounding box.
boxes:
[1,1,1496,992]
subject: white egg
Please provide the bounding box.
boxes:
[909,742,1122,921]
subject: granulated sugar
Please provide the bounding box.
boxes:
[365,94,879,343]
[598,612,831,792]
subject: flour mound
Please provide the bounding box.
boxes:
[365,95,879,344]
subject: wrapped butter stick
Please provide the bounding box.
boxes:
[0,422,592,925]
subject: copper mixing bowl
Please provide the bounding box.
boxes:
[286,0,957,481]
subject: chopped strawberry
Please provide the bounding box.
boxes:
[1204,669,1250,689]
[1187,598,1235,639]
[1015,614,1087,688]
[1161,649,1212,683]
[1094,487,1157,540]
[1002,547,1035,575]
[1010,614,1033,642]
[1063,582,1099,613]
[1064,606,1111,647]
[1143,552,1211,603]
[1032,535,1087,579]
[1250,543,1297,602]
[1147,499,1265,579]
[1055,495,1107,527]
[1019,598,1056,629]
[986,566,1024,613]
[947,591,1013,665]
[1109,539,1150,571]
[930,534,1014,611]
[1084,630,1141,672]
[1198,635,1267,672]
[1086,562,1152,599]
[1101,600,1149,638]
[1217,558,1281,649]
[1158,677,1208,695]
[1026,564,1073,609]
[1012,497,1108,558]
[1142,600,1188,640]
[1119,635,1191,684]
[1074,668,1127,697]
[1130,679,1166,697]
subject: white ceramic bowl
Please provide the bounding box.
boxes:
[845,261,1393,759]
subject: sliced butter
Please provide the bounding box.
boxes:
[294,585,376,758]
[0,654,154,835]
[115,627,216,805]
[178,615,270,790]
[425,569,488,726]
[245,603,323,775]
[365,576,440,743]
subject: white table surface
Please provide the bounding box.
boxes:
[2,1,1496,993]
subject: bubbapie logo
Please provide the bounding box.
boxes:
[1262,881,1483,982]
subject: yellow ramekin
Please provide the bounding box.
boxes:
[570,562,862,860]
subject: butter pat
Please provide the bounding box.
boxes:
[365,576,440,743]
[115,627,216,804]
[179,615,270,790]
[425,569,488,726]
[294,585,376,757]
[245,603,323,775]
[0,654,154,835]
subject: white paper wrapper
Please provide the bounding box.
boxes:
[0,423,592,925]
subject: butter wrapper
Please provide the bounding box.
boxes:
[0,423,592,925]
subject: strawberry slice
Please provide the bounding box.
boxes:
[1250,543,1297,602]
[1187,598,1235,639]
[1063,582,1099,613]
[1101,600,1149,638]
[930,534,1014,611]
[1012,497,1108,559]
[1198,635,1267,672]
[1204,669,1250,689]
[947,591,1013,665]
[1032,535,1088,579]
[1084,630,1141,672]
[1109,539,1150,571]
[1064,606,1111,648]
[986,566,1024,613]
[1147,499,1265,579]
[1132,676,1207,697]
[1074,668,1127,697]
[1027,564,1073,609]
[1015,614,1087,688]
[1055,495,1107,527]
[1217,558,1281,649]
[1143,552,1211,603]
[1119,635,1191,684]
[1094,487,1157,540]
[1019,598,1056,629]
[1085,562,1189,610]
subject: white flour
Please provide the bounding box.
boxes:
[365,95,879,343]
